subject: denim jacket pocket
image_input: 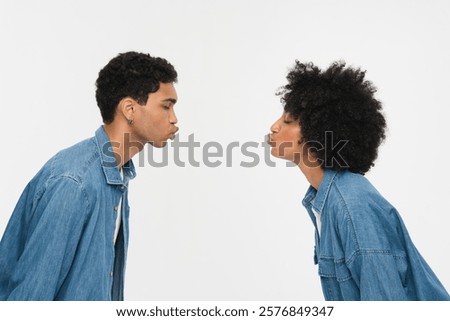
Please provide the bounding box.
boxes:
[318,257,355,300]
[318,257,352,281]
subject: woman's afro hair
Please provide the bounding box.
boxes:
[278,61,386,174]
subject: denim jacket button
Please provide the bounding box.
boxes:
[120,185,125,190]
[109,271,113,277]
[114,206,118,211]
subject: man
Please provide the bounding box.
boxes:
[268,60,450,300]
[0,51,179,300]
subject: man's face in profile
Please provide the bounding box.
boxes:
[132,82,179,148]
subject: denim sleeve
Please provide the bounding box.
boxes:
[348,251,409,300]
[6,176,89,300]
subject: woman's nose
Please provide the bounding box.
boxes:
[270,120,280,133]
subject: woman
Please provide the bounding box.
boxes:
[268,61,449,301]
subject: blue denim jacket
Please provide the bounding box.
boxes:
[0,126,136,300]
[302,169,450,301]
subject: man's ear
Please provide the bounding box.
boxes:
[117,97,136,123]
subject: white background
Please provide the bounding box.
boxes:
[0,0,449,300]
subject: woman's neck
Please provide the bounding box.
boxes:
[298,160,324,190]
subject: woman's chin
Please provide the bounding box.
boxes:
[270,148,285,160]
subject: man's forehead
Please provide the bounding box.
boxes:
[152,83,178,102]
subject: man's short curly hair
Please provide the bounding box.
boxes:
[96,51,177,124]
[278,61,386,174]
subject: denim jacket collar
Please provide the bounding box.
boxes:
[94,126,136,185]
[302,169,339,214]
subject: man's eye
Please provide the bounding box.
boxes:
[163,105,170,110]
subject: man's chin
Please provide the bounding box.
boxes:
[148,141,168,148]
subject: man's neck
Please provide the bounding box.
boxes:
[103,123,143,169]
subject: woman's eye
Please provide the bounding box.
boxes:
[283,120,292,124]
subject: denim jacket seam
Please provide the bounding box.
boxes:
[334,184,361,253]
[49,148,98,211]
[84,142,101,172]
[346,249,407,267]
[44,173,91,214]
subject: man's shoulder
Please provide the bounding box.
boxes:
[47,136,101,183]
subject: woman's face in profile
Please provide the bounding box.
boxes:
[268,112,303,163]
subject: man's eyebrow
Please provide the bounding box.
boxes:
[161,98,177,104]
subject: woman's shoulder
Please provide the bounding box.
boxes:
[328,170,392,214]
